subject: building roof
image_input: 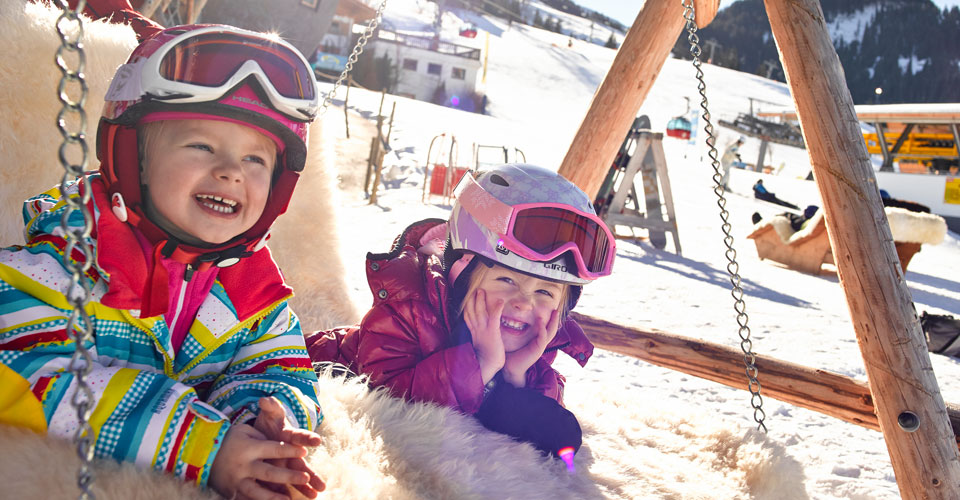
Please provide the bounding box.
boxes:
[337,0,376,21]
[758,103,960,125]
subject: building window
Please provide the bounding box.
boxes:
[427,63,442,75]
[451,67,466,80]
[301,0,319,9]
[402,58,418,71]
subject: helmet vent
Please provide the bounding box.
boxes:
[489,174,509,186]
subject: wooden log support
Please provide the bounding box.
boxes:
[572,312,960,449]
[558,0,718,199]
[368,89,388,205]
[344,76,352,139]
[190,0,208,23]
[764,0,960,496]
[139,0,166,18]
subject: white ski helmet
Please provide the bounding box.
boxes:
[448,164,615,285]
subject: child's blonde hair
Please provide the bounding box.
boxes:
[137,120,169,168]
[458,262,570,320]
[136,119,280,182]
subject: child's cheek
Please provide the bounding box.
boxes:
[534,309,550,328]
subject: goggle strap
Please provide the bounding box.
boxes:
[453,173,513,235]
[104,60,148,102]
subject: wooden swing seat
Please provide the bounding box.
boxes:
[747,207,947,275]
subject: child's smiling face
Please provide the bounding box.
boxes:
[472,264,565,353]
[140,119,276,245]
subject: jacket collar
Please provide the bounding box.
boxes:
[89,176,291,321]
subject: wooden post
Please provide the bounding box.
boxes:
[557,0,719,199]
[190,0,207,23]
[764,0,960,496]
[571,312,960,447]
[374,102,398,189]
[368,90,387,205]
[139,0,165,18]
[344,76,352,139]
[364,137,377,195]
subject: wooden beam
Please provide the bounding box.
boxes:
[572,312,960,448]
[763,0,960,497]
[138,0,165,18]
[190,0,207,23]
[557,0,719,199]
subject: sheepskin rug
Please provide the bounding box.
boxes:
[0,1,358,330]
[758,207,947,246]
[0,370,807,499]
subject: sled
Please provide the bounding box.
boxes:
[421,133,472,204]
[427,164,470,198]
[747,207,948,275]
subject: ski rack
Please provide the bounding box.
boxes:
[596,117,681,255]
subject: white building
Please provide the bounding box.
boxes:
[371,30,483,107]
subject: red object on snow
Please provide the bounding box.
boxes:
[666,116,693,140]
[428,164,469,196]
[459,28,477,38]
[666,128,691,140]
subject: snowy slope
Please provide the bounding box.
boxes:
[323,4,960,499]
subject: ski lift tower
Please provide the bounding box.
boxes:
[433,0,445,34]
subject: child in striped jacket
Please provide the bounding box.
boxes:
[0,14,326,500]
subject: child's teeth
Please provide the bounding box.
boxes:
[197,195,238,212]
[501,318,527,330]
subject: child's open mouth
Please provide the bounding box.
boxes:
[500,317,529,335]
[195,194,240,215]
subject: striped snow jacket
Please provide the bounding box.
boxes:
[0,176,322,487]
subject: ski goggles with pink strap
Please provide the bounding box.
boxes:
[454,172,616,279]
[134,26,318,121]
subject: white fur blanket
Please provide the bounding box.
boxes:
[0,371,807,499]
[758,207,947,246]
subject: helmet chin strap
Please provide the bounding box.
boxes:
[114,192,255,270]
[142,194,214,248]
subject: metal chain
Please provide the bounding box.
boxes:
[681,0,766,432]
[316,0,389,118]
[53,1,98,497]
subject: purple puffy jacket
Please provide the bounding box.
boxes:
[306,219,594,414]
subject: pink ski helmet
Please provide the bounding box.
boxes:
[448,164,616,285]
[96,24,319,266]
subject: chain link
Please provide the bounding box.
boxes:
[681,0,766,432]
[53,1,98,497]
[316,0,389,119]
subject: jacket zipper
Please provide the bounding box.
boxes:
[167,264,194,340]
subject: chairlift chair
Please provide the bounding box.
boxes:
[665,116,693,139]
[459,23,478,38]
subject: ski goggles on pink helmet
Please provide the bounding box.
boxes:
[106,25,318,123]
[453,172,616,279]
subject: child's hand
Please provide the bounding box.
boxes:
[253,396,325,499]
[502,309,560,388]
[464,289,506,384]
[208,422,313,500]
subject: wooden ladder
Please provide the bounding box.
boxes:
[603,130,682,255]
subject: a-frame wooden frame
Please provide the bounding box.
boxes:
[557,1,960,497]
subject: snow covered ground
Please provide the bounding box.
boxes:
[321,2,960,498]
